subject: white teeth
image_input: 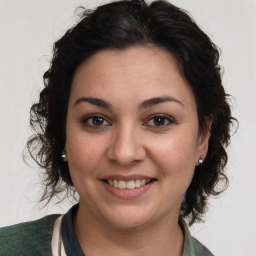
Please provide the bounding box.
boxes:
[118,180,126,189]
[126,180,135,189]
[135,180,141,188]
[113,179,118,188]
[107,179,152,189]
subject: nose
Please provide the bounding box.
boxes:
[107,125,146,166]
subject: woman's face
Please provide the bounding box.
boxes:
[65,46,210,229]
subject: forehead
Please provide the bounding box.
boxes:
[70,46,195,108]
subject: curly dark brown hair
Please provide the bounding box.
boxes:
[27,0,236,225]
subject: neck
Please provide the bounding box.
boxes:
[73,204,184,256]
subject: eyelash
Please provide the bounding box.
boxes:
[81,114,174,128]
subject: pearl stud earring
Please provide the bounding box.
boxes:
[198,156,204,164]
[61,154,66,159]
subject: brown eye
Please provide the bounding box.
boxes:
[92,117,104,126]
[145,114,173,127]
[83,115,111,127]
[153,116,166,126]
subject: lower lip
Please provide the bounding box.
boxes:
[102,181,154,199]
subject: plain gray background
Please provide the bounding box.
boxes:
[0,1,256,255]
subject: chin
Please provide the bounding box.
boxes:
[101,207,155,230]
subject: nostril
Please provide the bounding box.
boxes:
[106,130,146,166]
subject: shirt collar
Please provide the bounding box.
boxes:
[61,204,212,256]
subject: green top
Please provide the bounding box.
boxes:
[0,204,213,256]
[0,213,58,256]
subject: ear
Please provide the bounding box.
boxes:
[196,116,213,165]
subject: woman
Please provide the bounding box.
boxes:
[0,0,234,255]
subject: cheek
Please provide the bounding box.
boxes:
[66,136,107,200]
[66,135,106,177]
[149,133,197,181]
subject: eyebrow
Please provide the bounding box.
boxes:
[139,96,184,109]
[74,97,112,109]
[74,96,184,110]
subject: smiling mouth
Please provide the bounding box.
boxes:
[102,179,156,189]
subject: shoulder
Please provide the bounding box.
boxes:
[180,218,214,256]
[189,236,214,256]
[0,214,60,256]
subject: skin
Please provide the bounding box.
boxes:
[64,46,211,256]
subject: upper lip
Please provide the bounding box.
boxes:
[100,174,156,181]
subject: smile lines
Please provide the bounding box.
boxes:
[104,179,155,189]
